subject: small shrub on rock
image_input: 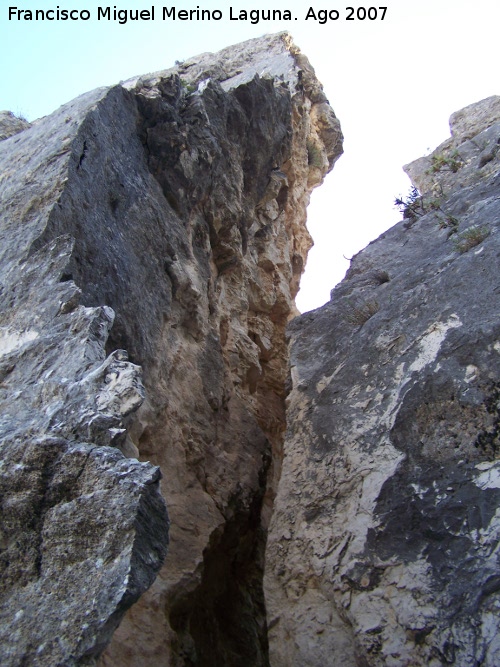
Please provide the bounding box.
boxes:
[394,186,423,221]
[343,300,380,327]
[453,225,490,253]
[428,150,463,174]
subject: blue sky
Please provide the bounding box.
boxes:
[1,0,498,311]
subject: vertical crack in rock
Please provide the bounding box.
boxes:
[265,96,500,667]
[97,33,342,666]
[0,33,343,666]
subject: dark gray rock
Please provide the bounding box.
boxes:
[0,438,166,667]
[0,76,170,667]
[266,97,500,666]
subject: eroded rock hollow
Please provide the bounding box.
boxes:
[0,34,342,666]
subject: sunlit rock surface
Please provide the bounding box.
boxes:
[265,96,500,666]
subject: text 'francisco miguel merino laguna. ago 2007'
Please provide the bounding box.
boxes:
[7,5,388,24]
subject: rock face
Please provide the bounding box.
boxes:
[99,33,341,667]
[0,87,170,666]
[265,96,500,666]
[0,33,342,666]
[2,29,498,667]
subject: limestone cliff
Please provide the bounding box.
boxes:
[0,34,342,666]
[9,32,496,667]
[265,96,500,666]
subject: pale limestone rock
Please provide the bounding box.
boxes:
[99,32,342,667]
[265,98,500,666]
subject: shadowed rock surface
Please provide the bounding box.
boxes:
[0,89,170,666]
[99,33,341,667]
[0,33,342,666]
[265,96,500,666]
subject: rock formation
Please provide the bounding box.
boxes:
[0,33,342,665]
[3,28,497,667]
[265,95,500,666]
[99,33,341,667]
[0,77,169,667]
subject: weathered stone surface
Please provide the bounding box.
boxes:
[265,98,500,666]
[404,95,500,198]
[0,110,30,141]
[0,33,342,665]
[0,86,170,665]
[6,32,498,667]
[0,439,167,667]
[99,32,341,667]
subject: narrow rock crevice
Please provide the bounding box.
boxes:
[169,465,271,666]
[99,33,342,665]
[0,33,342,666]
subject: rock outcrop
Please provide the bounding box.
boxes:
[0,84,169,667]
[9,32,496,667]
[0,33,342,665]
[265,96,500,666]
[100,33,341,667]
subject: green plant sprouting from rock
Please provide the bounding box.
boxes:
[438,214,459,234]
[428,149,464,174]
[307,139,323,168]
[425,196,443,211]
[453,225,490,253]
[394,186,423,222]
[394,185,464,235]
[180,78,197,94]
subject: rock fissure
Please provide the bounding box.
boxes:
[0,32,342,666]
[4,31,496,667]
[98,35,342,666]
